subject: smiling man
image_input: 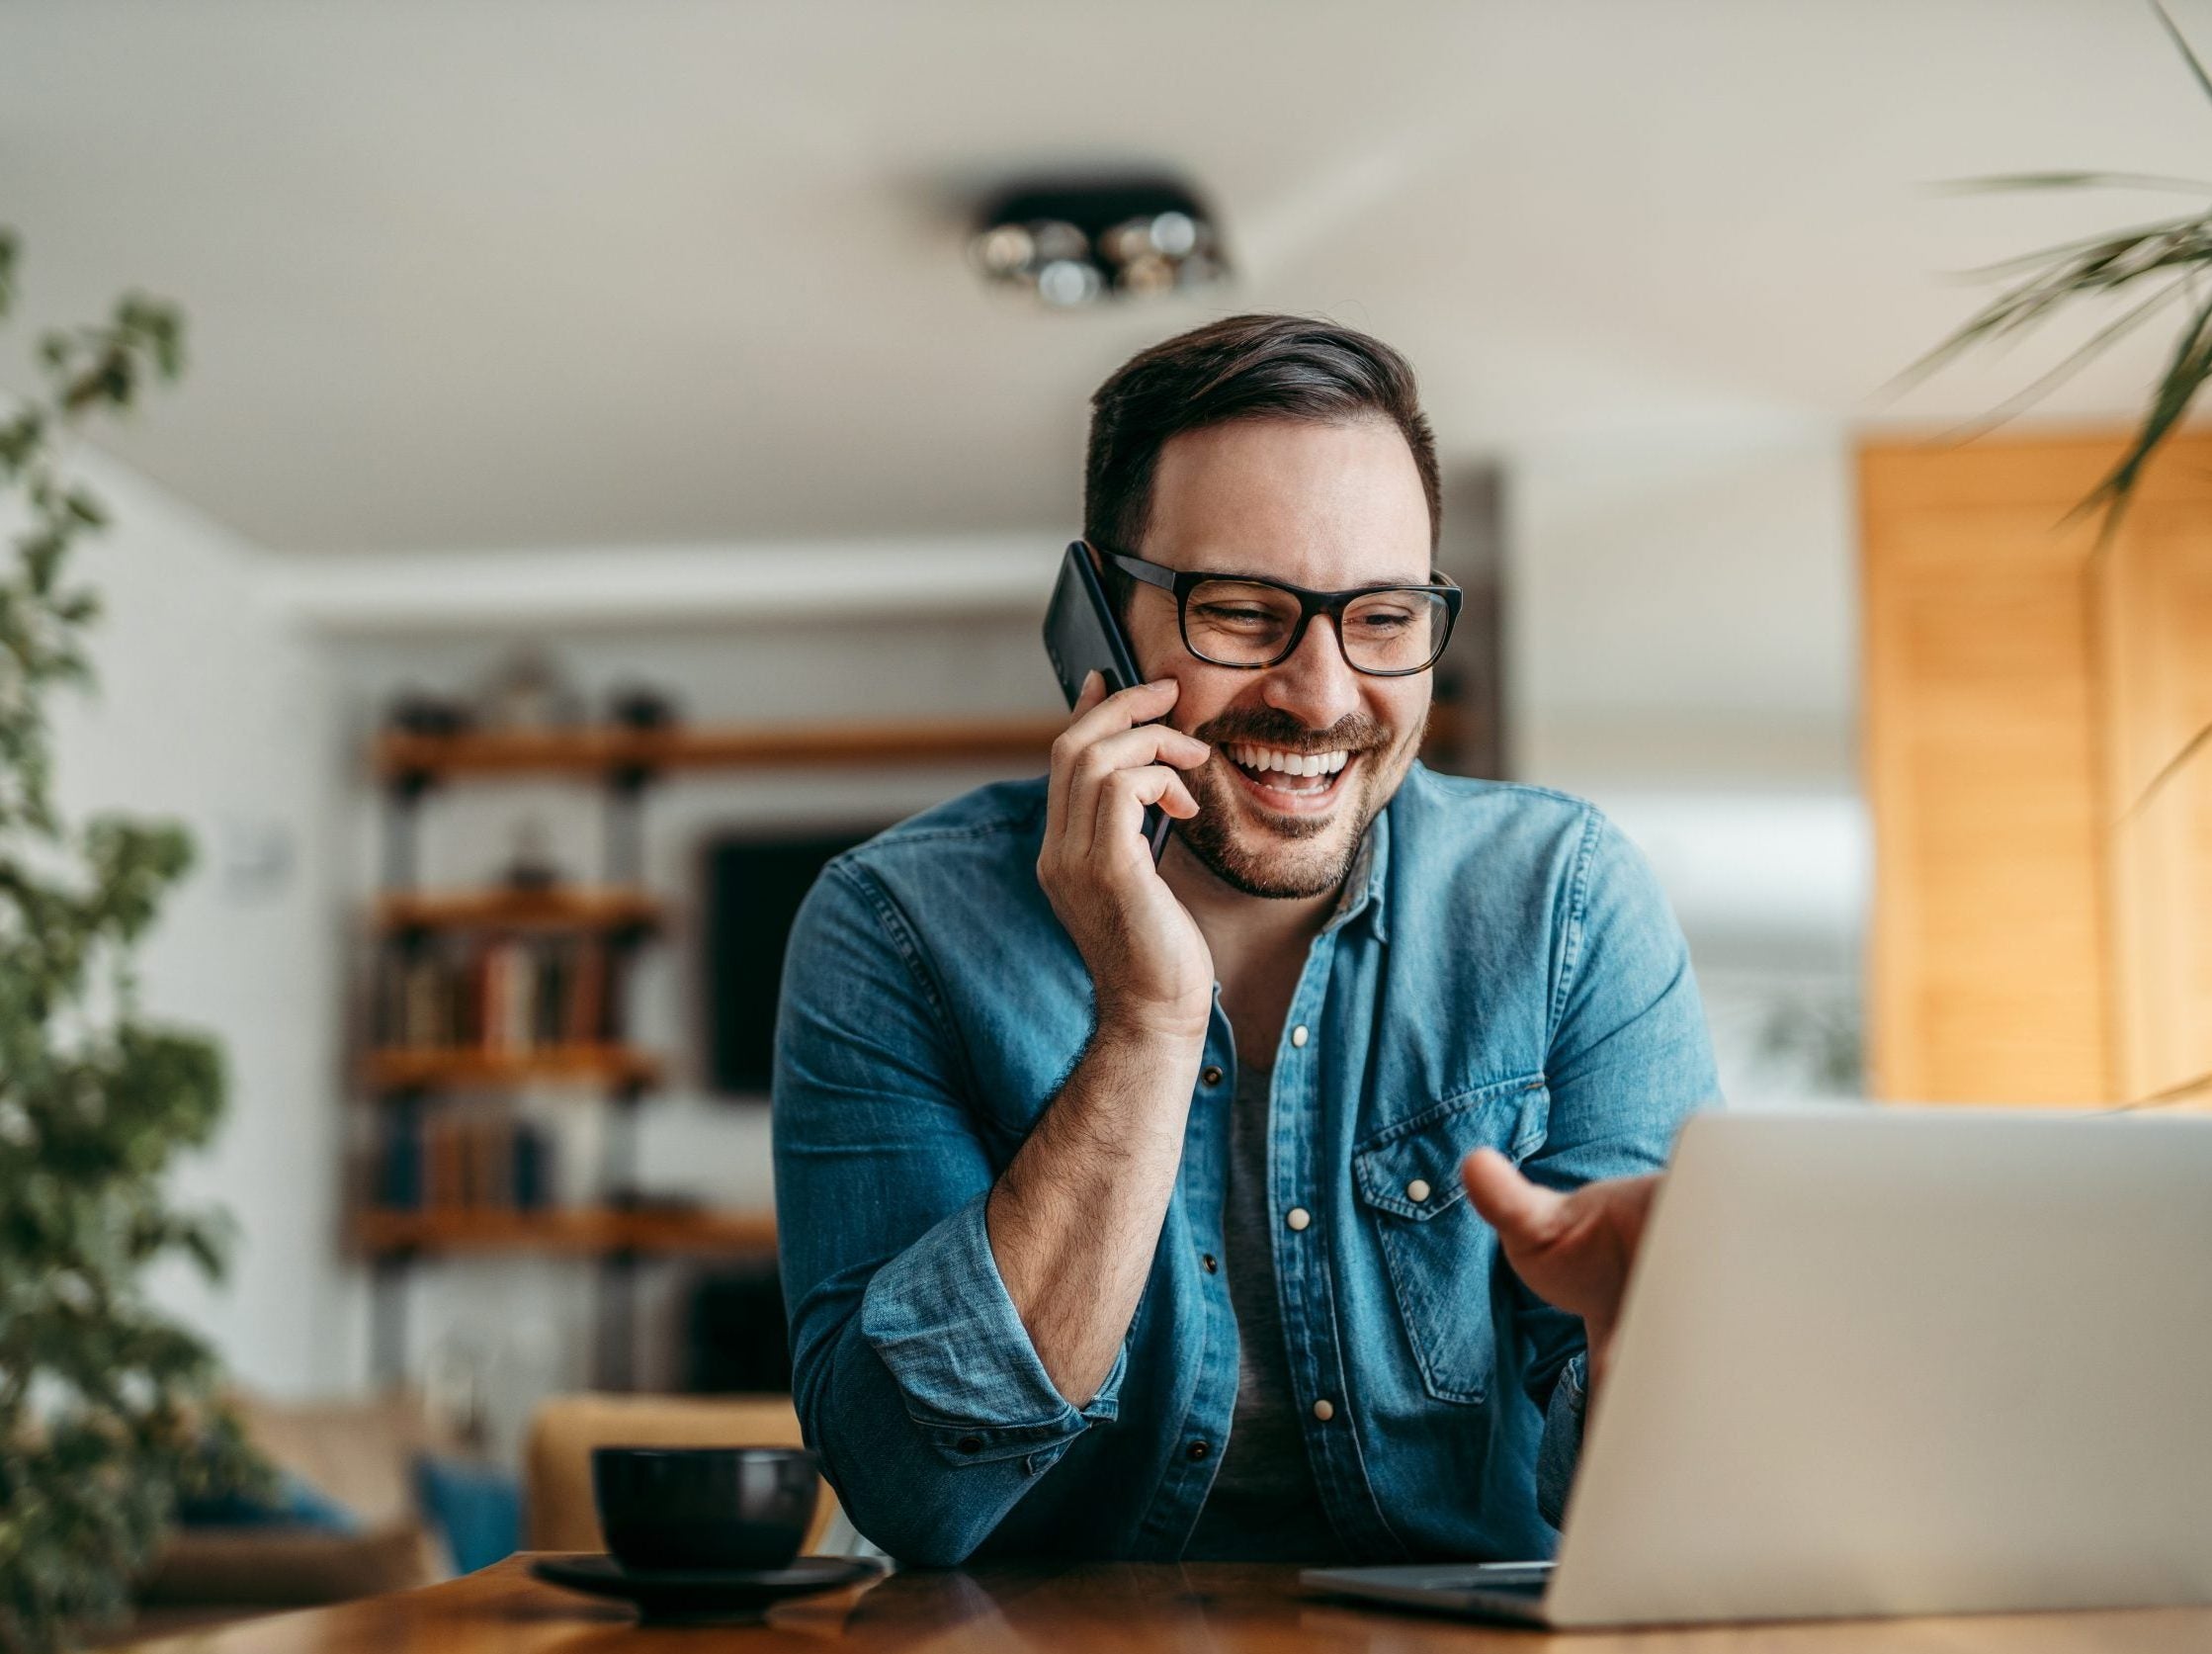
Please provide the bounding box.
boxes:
[773,314,1718,1566]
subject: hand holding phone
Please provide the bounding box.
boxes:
[1038,543,1216,1040]
[1043,541,1176,861]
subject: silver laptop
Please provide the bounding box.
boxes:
[1305,1105,2212,1628]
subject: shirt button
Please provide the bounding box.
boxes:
[1187,1440,1211,1462]
[1285,1207,1312,1232]
[1312,1399,1335,1423]
[955,1436,982,1454]
[1406,1178,1432,1203]
[1201,1253,1219,1273]
[1290,1024,1310,1048]
[1201,1065,1225,1087]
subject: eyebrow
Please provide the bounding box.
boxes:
[1187,567,1435,592]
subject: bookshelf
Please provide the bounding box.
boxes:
[355,1205,779,1258]
[375,886,661,934]
[359,712,1064,1389]
[363,1044,663,1092]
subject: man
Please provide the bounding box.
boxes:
[773,314,1717,1566]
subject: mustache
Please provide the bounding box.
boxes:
[1194,710,1392,754]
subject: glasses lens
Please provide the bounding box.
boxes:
[1341,589,1450,673]
[1183,579,1303,664]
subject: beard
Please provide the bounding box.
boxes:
[1172,706,1415,900]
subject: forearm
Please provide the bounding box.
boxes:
[985,1020,1202,1405]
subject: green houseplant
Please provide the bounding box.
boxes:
[0,231,262,1653]
[1913,3,2212,532]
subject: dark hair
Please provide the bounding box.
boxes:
[1082,313,1442,573]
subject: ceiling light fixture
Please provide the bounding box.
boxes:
[970,176,1229,309]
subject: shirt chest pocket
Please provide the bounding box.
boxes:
[1352,1075,1549,1406]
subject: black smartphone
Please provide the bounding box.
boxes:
[1042,540,1173,863]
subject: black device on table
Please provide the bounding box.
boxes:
[1042,540,1172,864]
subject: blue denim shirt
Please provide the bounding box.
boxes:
[773,762,1717,1566]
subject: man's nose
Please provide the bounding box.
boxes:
[1259,615,1364,733]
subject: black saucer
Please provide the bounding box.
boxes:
[529,1553,885,1624]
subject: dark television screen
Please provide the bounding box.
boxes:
[702,826,883,1097]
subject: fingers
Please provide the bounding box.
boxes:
[1065,673,1178,743]
[1089,763,1202,859]
[1078,722,1212,785]
[1058,712,1211,858]
[1077,735,1207,858]
[1462,1148,1568,1248]
[1049,675,1181,838]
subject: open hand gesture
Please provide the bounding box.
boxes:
[1461,1150,1661,1395]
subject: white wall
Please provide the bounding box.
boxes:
[43,453,357,1396]
[1510,420,1856,731]
[1506,420,1867,1105]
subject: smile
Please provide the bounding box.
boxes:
[1225,742,1357,814]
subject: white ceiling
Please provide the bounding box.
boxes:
[1,0,2206,553]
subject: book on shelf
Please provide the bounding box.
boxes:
[373,934,615,1053]
[373,1110,558,1215]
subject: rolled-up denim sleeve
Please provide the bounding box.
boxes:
[773,858,1119,1565]
[1519,812,1719,1528]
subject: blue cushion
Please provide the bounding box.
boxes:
[411,1452,522,1574]
[175,1468,362,1533]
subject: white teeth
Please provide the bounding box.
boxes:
[1228,743,1352,777]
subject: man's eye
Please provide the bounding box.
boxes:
[1198,606,1279,627]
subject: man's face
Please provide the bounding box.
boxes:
[1121,415,1434,901]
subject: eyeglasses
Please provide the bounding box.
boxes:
[1094,545,1462,677]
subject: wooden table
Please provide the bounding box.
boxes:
[112,1555,2212,1652]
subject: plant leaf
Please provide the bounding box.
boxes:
[2154,0,2212,112]
[2075,281,2212,531]
[1891,215,2212,396]
[1950,211,2208,279]
[1941,274,2195,440]
[1936,170,2212,195]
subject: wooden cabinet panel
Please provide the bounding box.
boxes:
[1861,476,2110,1103]
[1865,430,2212,1109]
[2110,739,2212,1099]
[2095,498,2212,814]
[2098,491,2212,1099]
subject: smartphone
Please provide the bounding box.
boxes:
[1042,540,1173,863]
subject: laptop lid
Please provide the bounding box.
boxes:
[1546,1105,2212,1628]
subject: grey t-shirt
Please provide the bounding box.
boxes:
[1182,1060,1341,1561]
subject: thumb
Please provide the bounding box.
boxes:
[1462,1148,1567,1247]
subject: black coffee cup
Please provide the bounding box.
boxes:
[591,1445,819,1574]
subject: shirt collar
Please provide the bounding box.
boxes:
[1322,796,1392,944]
